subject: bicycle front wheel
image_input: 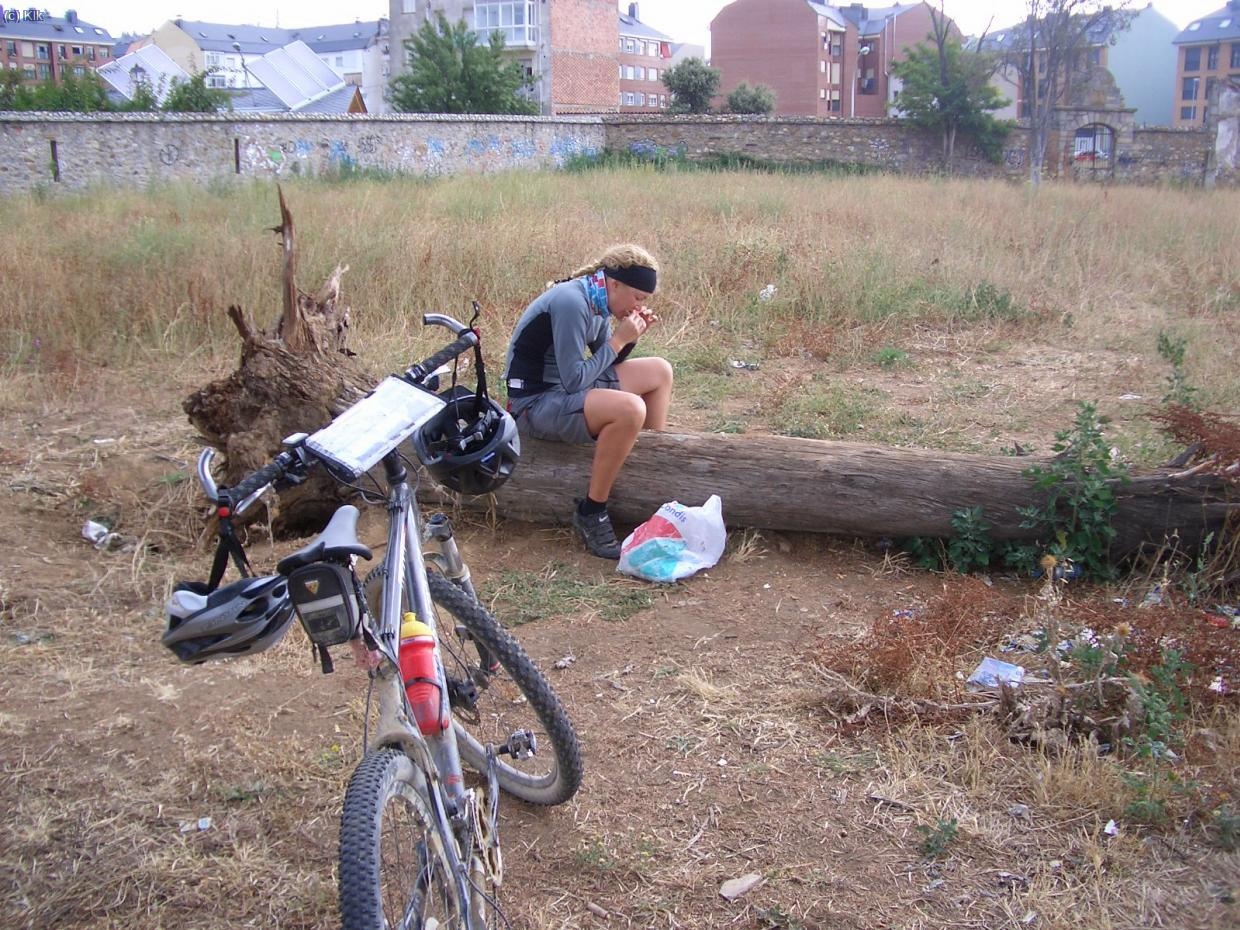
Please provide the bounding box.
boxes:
[365,567,583,806]
[339,748,464,930]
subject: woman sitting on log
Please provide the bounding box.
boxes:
[502,244,674,559]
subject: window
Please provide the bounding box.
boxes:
[205,51,220,66]
[1208,45,1219,70]
[819,87,826,99]
[100,48,108,59]
[5,41,15,56]
[207,74,227,87]
[335,56,344,67]
[24,65,35,79]
[475,2,538,46]
[649,68,657,81]
[618,63,623,78]
[1184,47,1201,71]
[636,92,645,106]
[1233,43,1240,68]
[71,45,82,56]
[1183,76,1200,100]
[87,46,95,60]
[831,62,840,83]
[624,38,636,53]
[58,44,66,59]
[36,44,48,59]
[820,59,826,73]
[402,0,416,12]
[37,63,50,79]
[1180,105,1197,120]
[22,42,34,57]
[73,65,84,75]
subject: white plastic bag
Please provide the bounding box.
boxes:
[617,495,726,583]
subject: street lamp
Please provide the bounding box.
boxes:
[850,44,870,117]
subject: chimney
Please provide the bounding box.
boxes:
[629,3,639,20]
[65,9,77,23]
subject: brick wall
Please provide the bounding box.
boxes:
[711,0,821,117]
[549,0,618,113]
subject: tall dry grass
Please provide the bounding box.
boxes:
[1,169,1236,450]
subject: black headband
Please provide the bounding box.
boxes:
[603,264,657,294]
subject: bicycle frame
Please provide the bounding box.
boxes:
[365,448,488,927]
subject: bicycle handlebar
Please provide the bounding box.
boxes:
[209,312,484,511]
[404,331,479,386]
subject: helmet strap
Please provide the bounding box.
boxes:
[207,514,254,592]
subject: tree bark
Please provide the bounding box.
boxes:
[468,432,1235,557]
[183,186,374,534]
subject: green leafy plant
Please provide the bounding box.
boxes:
[1018,402,1129,579]
[917,818,958,858]
[871,345,910,368]
[900,506,995,573]
[661,57,720,113]
[1156,330,1199,409]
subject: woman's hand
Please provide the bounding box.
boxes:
[613,310,649,345]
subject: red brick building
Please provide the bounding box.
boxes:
[710,0,942,118]
[388,0,619,114]
[618,3,672,112]
[0,9,114,86]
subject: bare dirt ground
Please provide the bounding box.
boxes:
[1,347,1236,930]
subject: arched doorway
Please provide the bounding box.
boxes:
[1070,123,1114,179]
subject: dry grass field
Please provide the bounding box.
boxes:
[1,168,1237,930]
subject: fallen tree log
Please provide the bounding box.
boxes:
[464,431,1236,557]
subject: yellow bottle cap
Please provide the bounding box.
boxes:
[400,612,434,640]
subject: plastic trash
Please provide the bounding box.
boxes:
[618,495,726,584]
[967,657,1026,690]
[81,519,121,550]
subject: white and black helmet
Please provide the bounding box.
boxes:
[163,575,294,665]
[413,388,520,497]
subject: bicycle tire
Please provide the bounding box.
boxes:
[364,567,583,806]
[339,748,464,930]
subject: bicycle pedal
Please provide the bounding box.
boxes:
[496,729,537,760]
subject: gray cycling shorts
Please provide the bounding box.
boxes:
[509,370,620,444]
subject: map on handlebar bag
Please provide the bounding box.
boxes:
[306,377,446,479]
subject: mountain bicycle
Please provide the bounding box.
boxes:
[163,310,584,929]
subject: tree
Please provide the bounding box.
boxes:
[727,82,776,115]
[890,7,1011,168]
[661,57,720,114]
[390,13,538,115]
[1001,1,1132,186]
[162,71,231,112]
[0,69,112,112]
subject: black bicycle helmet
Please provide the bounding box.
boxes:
[163,575,295,665]
[413,387,520,496]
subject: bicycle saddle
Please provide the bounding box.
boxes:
[277,505,373,575]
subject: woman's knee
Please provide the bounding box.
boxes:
[652,357,673,389]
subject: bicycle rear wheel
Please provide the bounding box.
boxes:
[339,748,463,930]
[364,568,583,806]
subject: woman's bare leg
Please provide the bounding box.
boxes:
[583,388,646,501]
[615,357,673,430]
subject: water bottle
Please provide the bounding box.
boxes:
[398,612,447,735]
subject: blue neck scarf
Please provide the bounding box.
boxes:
[580,269,609,317]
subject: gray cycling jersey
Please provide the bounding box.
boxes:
[502,278,617,397]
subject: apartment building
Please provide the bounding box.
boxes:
[0,10,113,85]
[389,0,618,114]
[982,4,1176,126]
[1173,0,1240,128]
[710,0,942,118]
[618,3,672,112]
[140,19,390,112]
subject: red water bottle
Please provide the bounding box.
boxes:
[398,613,447,735]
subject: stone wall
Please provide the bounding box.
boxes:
[0,111,1227,195]
[0,112,604,195]
[602,114,1218,185]
[602,114,1024,178]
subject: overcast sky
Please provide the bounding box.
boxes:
[82,1,1222,46]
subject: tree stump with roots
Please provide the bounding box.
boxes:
[183,187,377,535]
